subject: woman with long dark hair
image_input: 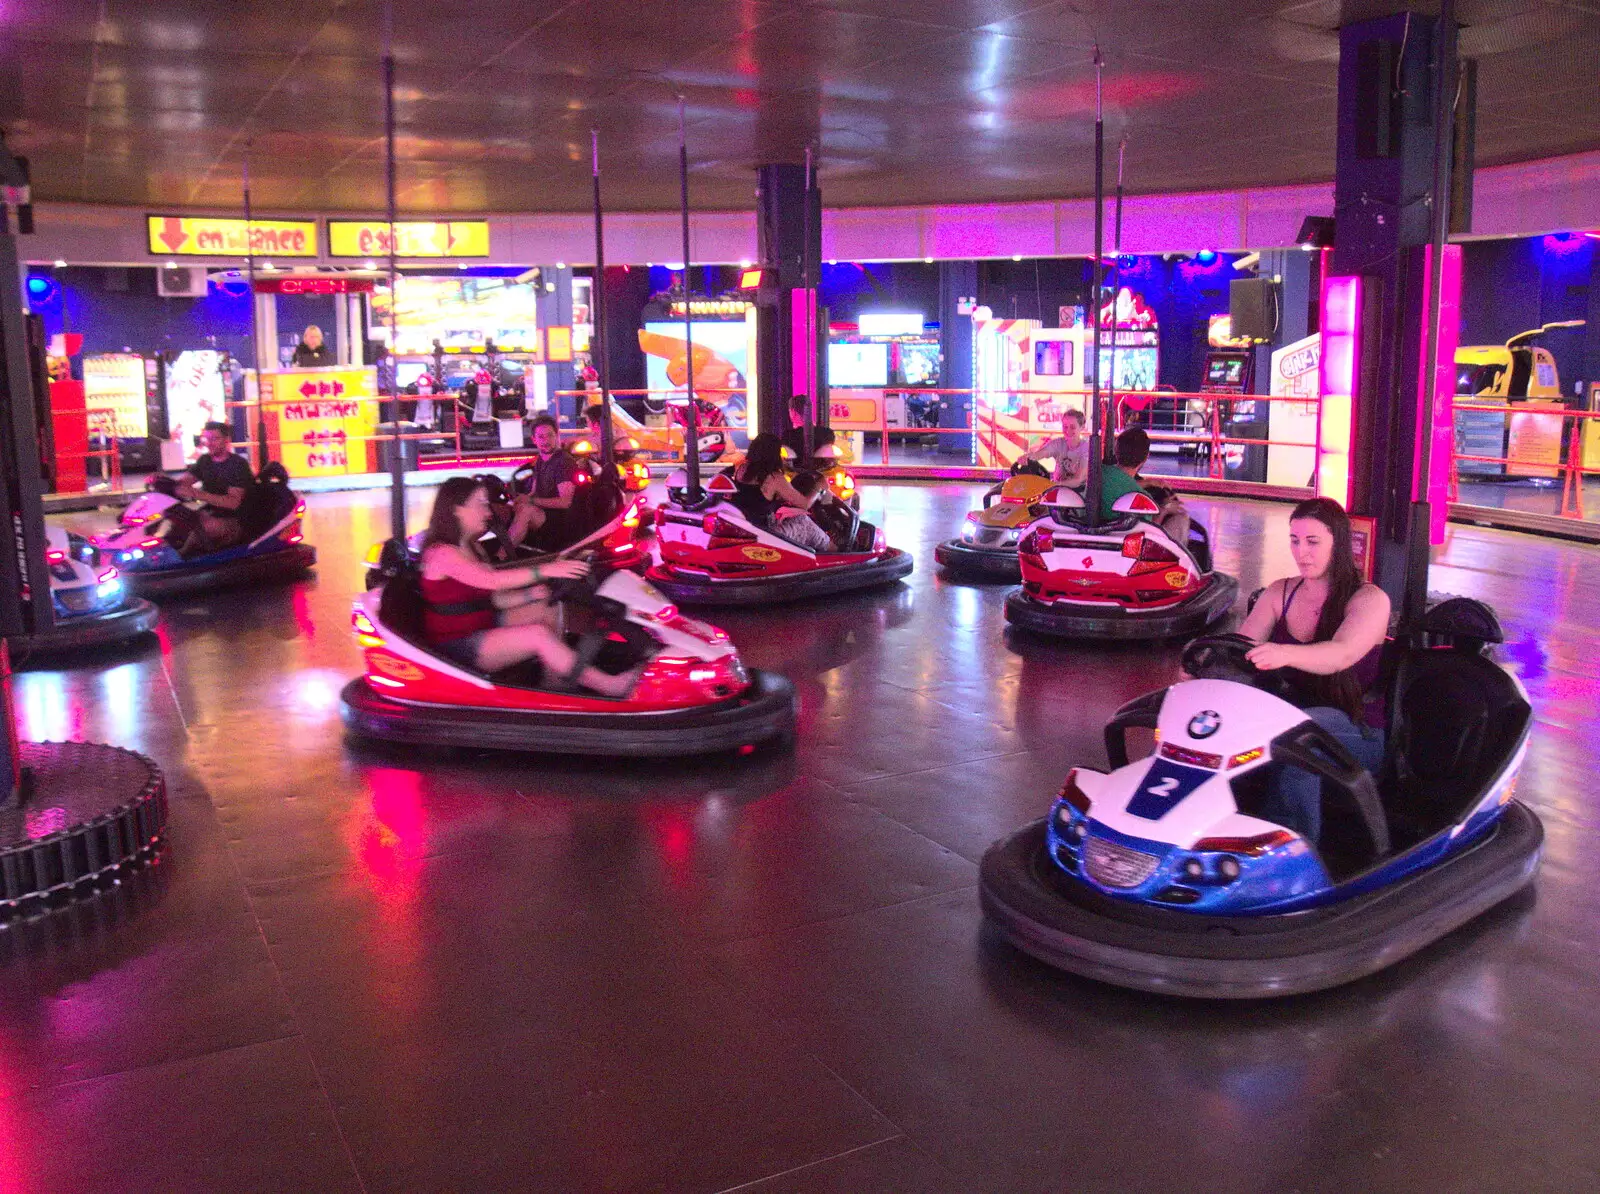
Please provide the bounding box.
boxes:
[418,477,639,695]
[1236,496,1390,842]
[732,432,833,552]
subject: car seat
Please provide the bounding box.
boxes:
[1382,599,1529,843]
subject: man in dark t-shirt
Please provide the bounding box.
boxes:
[175,421,255,553]
[508,415,578,548]
[781,394,835,464]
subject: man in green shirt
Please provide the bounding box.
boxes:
[1102,427,1190,543]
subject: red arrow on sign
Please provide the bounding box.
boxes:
[331,380,344,395]
[157,217,188,254]
[300,381,318,397]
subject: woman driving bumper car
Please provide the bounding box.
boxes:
[421,477,638,696]
[732,432,835,553]
[1236,497,1389,844]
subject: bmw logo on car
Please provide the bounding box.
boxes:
[1187,710,1221,739]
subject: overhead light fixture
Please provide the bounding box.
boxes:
[1296,215,1336,250]
[739,258,752,269]
[737,267,767,289]
[1196,249,1217,264]
[52,258,67,268]
[1011,254,1022,261]
[924,256,934,264]
[555,261,565,268]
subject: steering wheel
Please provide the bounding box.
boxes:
[542,549,609,605]
[1181,633,1297,700]
[148,473,180,497]
[1011,457,1049,479]
[510,462,536,496]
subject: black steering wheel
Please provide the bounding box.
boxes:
[1011,457,1049,479]
[510,462,536,496]
[541,549,610,605]
[1181,633,1297,701]
[148,473,181,498]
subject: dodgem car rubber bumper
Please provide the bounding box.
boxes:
[645,548,912,607]
[934,539,1021,582]
[1004,571,1238,640]
[4,599,159,659]
[979,807,1543,999]
[340,668,797,757]
[126,543,317,599]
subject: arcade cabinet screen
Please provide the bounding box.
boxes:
[896,341,942,387]
[1206,356,1247,386]
[1034,341,1075,377]
[370,277,541,355]
[829,342,889,387]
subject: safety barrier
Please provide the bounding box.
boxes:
[1449,401,1600,540]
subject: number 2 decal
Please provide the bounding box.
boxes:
[1126,760,1213,820]
[1144,776,1180,799]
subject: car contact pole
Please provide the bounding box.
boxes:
[1084,45,1105,531]
[241,145,269,471]
[678,94,701,500]
[1106,136,1125,465]
[383,0,404,544]
[1406,0,1456,626]
[591,129,614,468]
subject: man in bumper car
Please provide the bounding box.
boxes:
[172,421,254,555]
[508,415,578,550]
[421,477,639,695]
[733,432,835,553]
[1106,426,1190,545]
[1235,497,1390,843]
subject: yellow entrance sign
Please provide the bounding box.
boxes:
[147,216,318,257]
[265,368,379,477]
[327,220,490,258]
[827,395,880,429]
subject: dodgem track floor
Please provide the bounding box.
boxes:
[5,482,1592,1192]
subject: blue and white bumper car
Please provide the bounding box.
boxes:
[980,601,1541,998]
[9,525,159,655]
[92,464,316,599]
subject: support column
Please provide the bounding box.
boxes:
[534,265,576,420]
[1329,9,1461,603]
[939,260,978,459]
[754,163,822,438]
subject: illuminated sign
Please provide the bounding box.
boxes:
[858,312,923,337]
[82,354,149,439]
[1317,275,1362,508]
[327,220,490,258]
[147,216,317,257]
[667,299,752,317]
[252,276,375,295]
[265,367,378,477]
[546,326,573,363]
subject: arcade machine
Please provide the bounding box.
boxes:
[1205,279,1276,482]
[0,135,169,916]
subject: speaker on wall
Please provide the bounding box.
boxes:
[1229,278,1278,342]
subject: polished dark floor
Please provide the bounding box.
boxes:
[6,483,1598,1193]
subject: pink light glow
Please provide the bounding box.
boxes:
[1415,244,1461,544]
[1317,275,1363,508]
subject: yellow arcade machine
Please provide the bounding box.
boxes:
[1454,321,1584,478]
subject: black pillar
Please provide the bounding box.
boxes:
[0,233,54,637]
[939,261,978,458]
[755,163,822,438]
[1330,10,1458,603]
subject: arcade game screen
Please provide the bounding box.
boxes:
[829,342,889,387]
[1206,356,1248,387]
[370,277,541,355]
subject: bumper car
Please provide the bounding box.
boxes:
[1003,485,1236,640]
[341,556,796,757]
[934,460,1052,581]
[8,526,159,654]
[980,602,1541,999]
[645,470,912,606]
[92,464,316,599]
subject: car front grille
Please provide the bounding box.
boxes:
[974,527,1008,546]
[57,588,96,613]
[1083,836,1160,889]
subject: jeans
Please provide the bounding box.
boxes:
[1262,706,1385,843]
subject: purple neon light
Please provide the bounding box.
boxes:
[1415,244,1461,543]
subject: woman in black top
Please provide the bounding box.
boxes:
[733,433,832,552]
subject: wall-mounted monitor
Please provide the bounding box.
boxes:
[829,342,889,387]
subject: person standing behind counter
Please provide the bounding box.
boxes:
[290,325,334,369]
